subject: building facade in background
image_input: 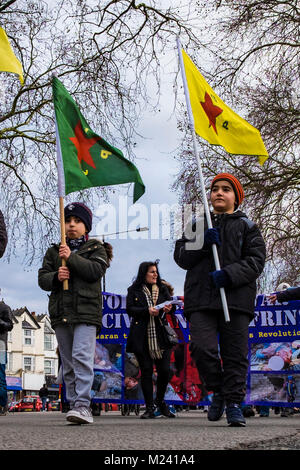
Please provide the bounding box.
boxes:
[6,307,59,401]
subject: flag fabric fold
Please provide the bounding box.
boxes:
[0,27,23,84]
[52,76,145,202]
[181,49,268,165]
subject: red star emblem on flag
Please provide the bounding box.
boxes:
[200,92,223,134]
[69,121,100,169]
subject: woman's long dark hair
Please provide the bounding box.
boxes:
[131,261,162,288]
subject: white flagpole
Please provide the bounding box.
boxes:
[176,38,230,322]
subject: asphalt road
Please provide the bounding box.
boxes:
[1,409,300,453]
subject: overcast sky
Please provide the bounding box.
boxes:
[0,54,192,313]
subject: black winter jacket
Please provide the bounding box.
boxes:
[0,301,13,349]
[277,287,300,302]
[0,210,7,258]
[38,239,108,330]
[126,284,174,356]
[174,210,266,318]
[39,386,49,398]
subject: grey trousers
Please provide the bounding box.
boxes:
[55,323,96,408]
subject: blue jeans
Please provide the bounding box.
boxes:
[41,397,47,410]
[0,361,7,407]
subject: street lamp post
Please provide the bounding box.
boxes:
[90,226,149,292]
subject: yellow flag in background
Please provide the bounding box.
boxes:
[0,27,23,84]
[182,50,268,165]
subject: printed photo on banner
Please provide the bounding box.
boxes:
[250,341,300,371]
[249,374,300,404]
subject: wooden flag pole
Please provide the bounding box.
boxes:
[176,37,230,323]
[59,196,68,290]
[54,76,68,291]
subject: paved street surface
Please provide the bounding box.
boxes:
[1,409,300,452]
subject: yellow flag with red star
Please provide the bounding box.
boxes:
[0,27,23,84]
[181,49,268,165]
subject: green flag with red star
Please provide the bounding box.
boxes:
[52,76,145,202]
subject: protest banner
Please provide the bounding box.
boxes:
[84,293,300,408]
[247,294,300,407]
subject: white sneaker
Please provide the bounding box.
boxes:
[66,406,94,424]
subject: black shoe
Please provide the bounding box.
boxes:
[226,403,246,427]
[207,393,225,421]
[155,401,176,418]
[0,405,7,416]
[140,406,155,419]
[242,405,255,418]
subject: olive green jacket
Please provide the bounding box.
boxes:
[38,239,108,329]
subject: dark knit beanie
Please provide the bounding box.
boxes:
[64,202,92,233]
[210,173,244,208]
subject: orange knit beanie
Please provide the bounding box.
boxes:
[210,173,244,208]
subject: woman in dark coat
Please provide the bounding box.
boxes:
[126,261,175,419]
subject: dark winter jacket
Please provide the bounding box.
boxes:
[277,287,300,303]
[0,210,7,258]
[0,301,13,349]
[174,210,266,318]
[39,386,49,398]
[126,284,174,356]
[38,239,109,330]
